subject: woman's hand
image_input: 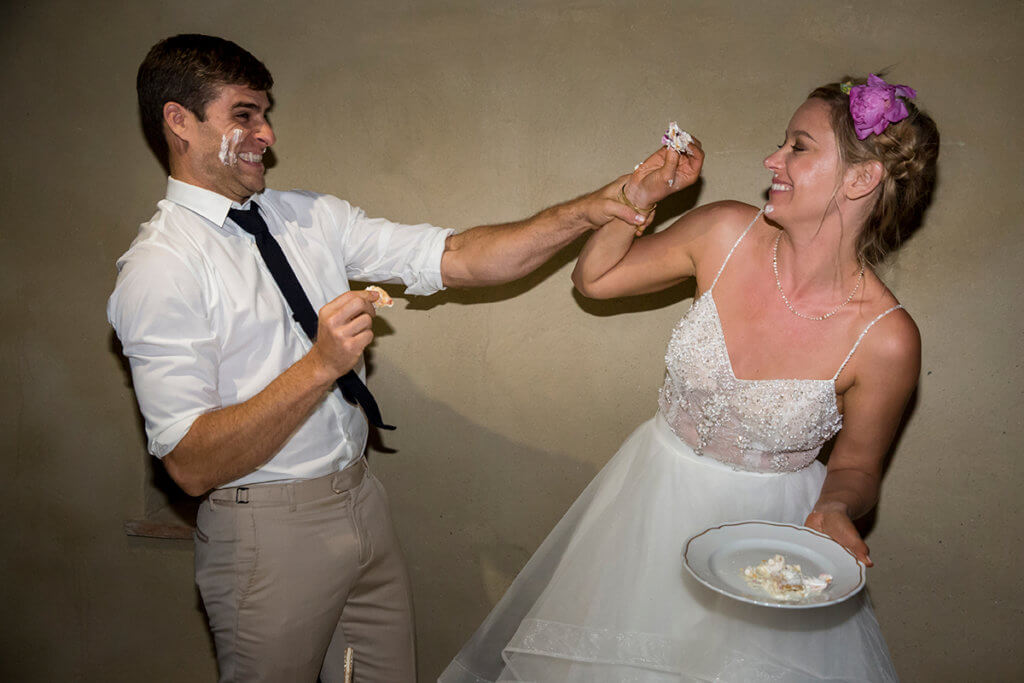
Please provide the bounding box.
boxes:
[804,504,873,567]
[622,140,704,211]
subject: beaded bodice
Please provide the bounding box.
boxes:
[658,292,843,472]
[657,213,902,473]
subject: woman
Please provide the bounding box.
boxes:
[440,76,939,682]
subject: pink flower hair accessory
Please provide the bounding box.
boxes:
[845,74,917,140]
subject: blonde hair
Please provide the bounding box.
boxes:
[809,78,940,267]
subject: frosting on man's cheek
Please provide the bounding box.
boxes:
[218,128,246,166]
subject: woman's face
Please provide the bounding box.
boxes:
[763,98,844,226]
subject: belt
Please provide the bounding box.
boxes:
[207,457,368,506]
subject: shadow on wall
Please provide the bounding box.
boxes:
[366,222,705,680]
[363,359,605,680]
[109,331,199,526]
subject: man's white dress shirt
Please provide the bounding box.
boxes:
[108,177,453,487]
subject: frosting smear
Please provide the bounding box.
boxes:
[743,554,832,601]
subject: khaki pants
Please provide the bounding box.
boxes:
[194,458,416,682]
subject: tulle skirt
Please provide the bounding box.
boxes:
[439,413,897,682]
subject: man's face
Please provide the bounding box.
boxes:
[185,83,275,203]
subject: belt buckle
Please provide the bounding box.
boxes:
[235,487,250,504]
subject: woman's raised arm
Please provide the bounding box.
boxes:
[571,143,707,299]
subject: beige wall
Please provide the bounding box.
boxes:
[2,1,1021,680]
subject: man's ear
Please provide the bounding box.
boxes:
[844,160,884,201]
[163,101,193,143]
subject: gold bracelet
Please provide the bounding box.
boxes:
[618,183,656,215]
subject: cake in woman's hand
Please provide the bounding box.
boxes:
[662,122,694,156]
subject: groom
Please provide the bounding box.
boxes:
[108,34,661,682]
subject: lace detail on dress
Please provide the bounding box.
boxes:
[508,619,689,674]
[506,619,814,681]
[658,294,843,472]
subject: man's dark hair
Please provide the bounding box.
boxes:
[137,34,273,166]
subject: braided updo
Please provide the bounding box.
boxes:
[809,78,940,267]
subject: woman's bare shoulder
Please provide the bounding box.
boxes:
[701,200,763,223]
[660,200,761,248]
[661,201,762,274]
[854,302,922,389]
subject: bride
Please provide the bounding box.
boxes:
[440,75,939,682]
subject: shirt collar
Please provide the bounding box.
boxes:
[165,176,262,228]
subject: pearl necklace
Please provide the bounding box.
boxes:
[772,232,865,321]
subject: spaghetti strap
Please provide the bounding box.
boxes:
[708,208,763,293]
[832,304,905,380]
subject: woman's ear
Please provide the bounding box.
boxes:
[844,160,884,200]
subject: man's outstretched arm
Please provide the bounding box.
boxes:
[441,146,699,288]
[440,176,648,288]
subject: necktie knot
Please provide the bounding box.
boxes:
[228,204,269,237]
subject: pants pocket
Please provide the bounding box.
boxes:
[196,500,240,544]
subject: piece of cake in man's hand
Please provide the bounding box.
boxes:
[364,286,393,309]
[662,122,694,155]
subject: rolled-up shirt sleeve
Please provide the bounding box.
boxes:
[107,245,221,458]
[326,196,454,295]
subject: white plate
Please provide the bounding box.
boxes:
[683,520,865,609]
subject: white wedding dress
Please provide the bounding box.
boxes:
[440,218,901,682]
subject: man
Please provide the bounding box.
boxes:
[109,34,681,683]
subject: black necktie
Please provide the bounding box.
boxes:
[229,203,395,430]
